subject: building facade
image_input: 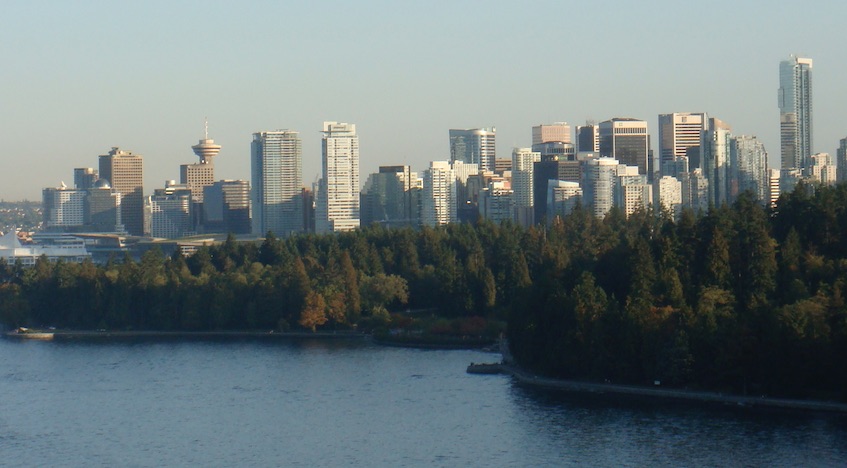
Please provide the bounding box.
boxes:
[599,118,650,176]
[779,55,813,173]
[730,135,768,203]
[449,128,496,172]
[658,112,707,174]
[251,130,303,237]
[422,161,457,226]
[98,147,143,236]
[317,122,360,233]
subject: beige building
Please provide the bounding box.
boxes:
[532,122,571,145]
[99,147,143,236]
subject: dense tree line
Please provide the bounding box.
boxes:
[1,183,847,399]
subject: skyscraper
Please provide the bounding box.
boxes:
[702,118,732,206]
[778,55,813,172]
[512,147,540,227]
[658,112,707,173]
[576,121,599,154]
[360,166,417,228]
[582,157,620,218]
[449,128,495,172]
[317,122,360,234]
[251,130,303,237]
[73,168,98,190]
[422,161,457,226]
[837,138,847,184]
[730,135,768,203]
[599,118,650,176]
[532,123,570,145]
[203,180,251,235]
[99,147,143,236]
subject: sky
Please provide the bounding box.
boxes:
[1,0,845,200]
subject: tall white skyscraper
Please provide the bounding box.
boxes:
[779,55,813,172]
[422,161,457,226]
[512,147,540,226]
[703,118,732,206]
[582,157,620,218]
[657,176,683,220]
[317,121,360,234]
[251,130,303,236]
[449,128,496,172]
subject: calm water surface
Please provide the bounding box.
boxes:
[1,337,845,467]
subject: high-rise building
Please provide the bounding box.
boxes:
[42,184,86,229]
[702,118,732,206]
[86,179,123,232]
[547,180,582,222]
[730,135,768,203]
[576,121,600,154]
[808,153,836,185]
[360,166,417,228]
[422,161,456,226]
[147,181,193,239]
[658,112,707,174]
[251,130,303,237]
[99,147,144,236]
[657,176,683,220]
[478,181,514,223]
[532,156,580,223]
[680,169,709,213]
[449,128,495,172]
[615,166,651,218]
[203,180,251,235]
[583,157,621,218]
[317,122,360,234]
[512,148,540,226]
[532,122,571,145]
[768,169,781,208]
[599,118,650,176]
[779,55,813,172]
[74,168,98,190]
[837,138,847,184]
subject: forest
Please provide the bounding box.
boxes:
[1,183,847,400]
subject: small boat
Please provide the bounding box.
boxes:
[467,362,503,374]
[7,327,54,340]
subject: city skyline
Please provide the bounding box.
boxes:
[1,2,845,200]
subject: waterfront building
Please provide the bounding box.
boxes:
[730,135,768,203]
[147,181,193,239]
[203,180,251,235]
[86,179,123,232]
[779,55,813,173]
[316,122,359,234]
[449,128,496,172]
[808,152,836,185]
[838,138,847,183]
[532,122,571,146]
[99,147,143,236]
[658,112,707,174]
[599,118,650,176]
[0,230,89,266]
[42,184,86,229]
[251,130,303,237]
[73,168,98,190]
[422,161,457,226]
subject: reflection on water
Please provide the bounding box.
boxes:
[0,338,844,467]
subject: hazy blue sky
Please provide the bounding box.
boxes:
[1,0,845,200]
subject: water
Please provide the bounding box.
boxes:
[1,337,845,467]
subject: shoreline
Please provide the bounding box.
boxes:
[5,329,370,340]
[499,364,847,415]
